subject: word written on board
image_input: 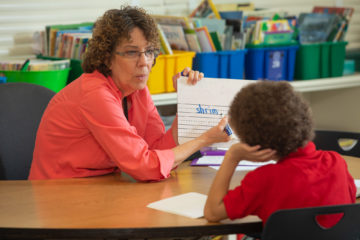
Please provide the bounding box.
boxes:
[196,104,219,115]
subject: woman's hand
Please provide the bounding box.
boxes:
[225,142,277,164]
[171,117,230,169]
[172,67,204,91]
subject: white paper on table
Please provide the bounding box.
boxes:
[147,192,207,219]
[194,155,276,171]
[210,166,256,171]
[355,179,360,198]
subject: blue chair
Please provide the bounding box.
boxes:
[262,203,360,240]
[0,82,55,180]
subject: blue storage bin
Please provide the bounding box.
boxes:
[245,45,298,81]
[193,50,247,79]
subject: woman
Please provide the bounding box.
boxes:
[29,6,230,180]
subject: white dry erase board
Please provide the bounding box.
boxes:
[177,77,256,148]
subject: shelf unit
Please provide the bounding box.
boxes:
[151,74,360,106]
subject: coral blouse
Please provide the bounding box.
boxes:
[29,71,176,180]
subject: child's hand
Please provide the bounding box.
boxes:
[226,142,276,163]
[172,67,204,91]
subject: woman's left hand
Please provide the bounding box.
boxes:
[172,67,204,91]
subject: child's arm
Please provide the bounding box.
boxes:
[204,143,275,222]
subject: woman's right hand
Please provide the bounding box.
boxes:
[199,117,232,146]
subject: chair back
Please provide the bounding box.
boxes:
[0,82,55,180]
[262,203,360,240]
[314,130,360,157]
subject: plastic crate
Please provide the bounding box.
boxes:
[38,55,83,84]
[0,69,70,92]
[192,49,247,79]
[147,51,195,94]
[245,44,298,81]
[294,41,348,80]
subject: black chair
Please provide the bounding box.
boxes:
[313,130,360,157]
[0,82,55,180]
[262,203,360,240]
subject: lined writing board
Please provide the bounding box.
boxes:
[177,77,256,148]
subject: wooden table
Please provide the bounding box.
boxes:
[0,162,261,239]
[0,156,359,239]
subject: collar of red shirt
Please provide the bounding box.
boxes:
[281,141,316,161]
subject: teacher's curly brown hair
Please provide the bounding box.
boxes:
[82,6,160,76]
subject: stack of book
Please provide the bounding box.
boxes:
[0,59,70,71]
[298,6,354,44]
[34,22,93,60]
[154,0,248,55]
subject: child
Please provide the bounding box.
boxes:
[204,81,356,232]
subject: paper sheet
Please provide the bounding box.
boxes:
[192,155,276,167]
[210,166,261,171]
[147,192,207,219]
[355,179,360,198]
[177,77,256,148]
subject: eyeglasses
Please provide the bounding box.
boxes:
[115,49,160,61]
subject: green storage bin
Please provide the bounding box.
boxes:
[295,43,321,80]
[66,59,83,84]
[37,55,83,84]
[330,41,347,77]
[295,41,348,80]
[320,42,331,78]
[0,69,70,92]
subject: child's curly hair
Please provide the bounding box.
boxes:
[82,6,160,76]
[229,81,314,158]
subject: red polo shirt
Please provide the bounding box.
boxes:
[223,142,356,226]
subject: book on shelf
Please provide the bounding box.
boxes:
[313,6,354,19]
[219,11,243,21]
[223,25,234,50]
[298,13,340,44]
[209,32,222,51]
[224,18,246,49]
[53,30,92,58]
[215,2,254,12]
[45,22,93,57]
[0,59,70,71]
[159,24,189,51]
[157,24,173,55]
[32,31,47,56]
[232,31,246,50]
[152,15,191,29]
[189,0,221,19]
[312,6,354,42]
[192,18,226,35]
[195,26,216,52]
[184,29,202,52]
